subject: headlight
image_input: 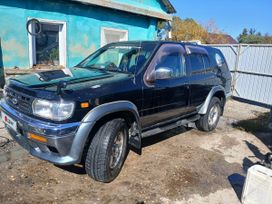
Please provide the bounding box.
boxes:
[32,99,75,121]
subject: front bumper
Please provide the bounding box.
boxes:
[0,101,94,165]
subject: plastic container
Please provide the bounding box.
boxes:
[242,165,272,204]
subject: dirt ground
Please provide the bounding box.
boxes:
[0,100,271,204]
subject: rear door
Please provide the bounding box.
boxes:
[186,46,216,109]
[141,44,190,128]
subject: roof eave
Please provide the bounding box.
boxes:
[161,0,176,14]
[69,0,173,21]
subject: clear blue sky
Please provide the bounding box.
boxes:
[170,0,272,39]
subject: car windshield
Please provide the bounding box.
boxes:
[78,43,157,74]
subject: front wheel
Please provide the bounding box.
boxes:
[85,118,128,183]
[196,97,222,132]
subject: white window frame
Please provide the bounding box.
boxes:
[101,27,128,47]
[28,18,67,67]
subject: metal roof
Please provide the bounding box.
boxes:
[68,0,175,21]
[161,0,176,13]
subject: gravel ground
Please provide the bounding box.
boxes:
[0,99,271,204]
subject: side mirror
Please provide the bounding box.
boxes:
[155,67,173,80]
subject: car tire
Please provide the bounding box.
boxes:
[85,118,128,183]
[196,97,222,132]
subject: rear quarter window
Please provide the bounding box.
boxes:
[214,50,229,72]
[215,52,224,67]
[207,48,226,67]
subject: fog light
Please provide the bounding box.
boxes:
[28,133,47,143]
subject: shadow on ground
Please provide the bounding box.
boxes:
[55,126,190,175]
[142,126,189,148]
[242,141,265,171]
[230,110,272,201]
[54,164,86,174]
[233,111,272,148]
[228,173,245,201]
[233,111,271,169]
[228,139,267,201]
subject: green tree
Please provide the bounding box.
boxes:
[249,28,256,35]
[238,28,272,44]
[242,28,248,36]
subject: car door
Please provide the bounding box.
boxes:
[141,44,191,128]
[185,46,215,109]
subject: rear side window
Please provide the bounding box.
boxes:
[203,55,210,68]
[189,54,203,71]
[188,54,205,73]
[188,54,211,74]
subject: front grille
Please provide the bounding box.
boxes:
[4,87,33,114]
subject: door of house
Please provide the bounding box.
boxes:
[101,27,128,47]
[28,19,66,67]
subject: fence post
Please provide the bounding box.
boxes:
[232,44,241,96]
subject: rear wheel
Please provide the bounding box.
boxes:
[196,97,222,132]
[85,118,128,183]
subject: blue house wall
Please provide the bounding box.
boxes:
[0,0,169,69]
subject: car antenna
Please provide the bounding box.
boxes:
[57,81,68,96]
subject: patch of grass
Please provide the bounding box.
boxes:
[233,112,271,133]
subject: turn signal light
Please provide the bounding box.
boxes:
[28,133,47,143]
[80,102,89,108]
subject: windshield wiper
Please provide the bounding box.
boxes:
[79,65,108,72]
[106,69,131,74]
[78,65,132,75]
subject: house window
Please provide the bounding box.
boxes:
[101,27,128,47]
[28,19,66,67]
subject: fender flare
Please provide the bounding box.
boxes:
[82,100,140,126]
[76,101,142,156]
[198,86,226,115]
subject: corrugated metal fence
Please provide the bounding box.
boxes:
[210,44,272,107]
